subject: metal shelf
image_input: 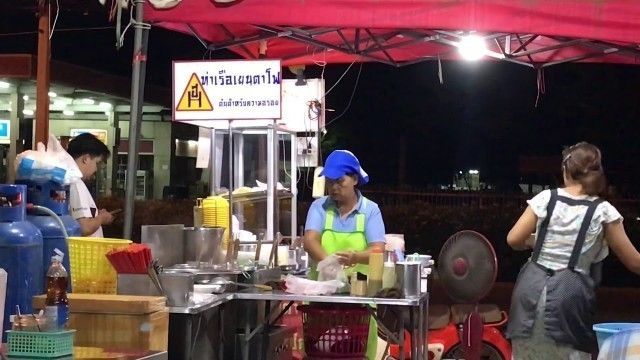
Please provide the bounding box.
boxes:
[220,190,293,203]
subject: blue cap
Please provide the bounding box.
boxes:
[319,150,369,184]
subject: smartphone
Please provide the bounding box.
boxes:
[110,209,123,215]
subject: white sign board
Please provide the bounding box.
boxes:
[173,59,282,122]
[279,78,325,132]
[0,120,9,145]
[70,129,108,144]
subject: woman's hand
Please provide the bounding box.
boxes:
[335,251,356,266]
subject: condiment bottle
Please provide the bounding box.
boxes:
[367,248,384,296]
[350,272,368,297]
[43,249,69,332]
[382,260,396,289]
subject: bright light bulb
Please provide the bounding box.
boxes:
[23,109,34,116]
[82,98,95,105]
[0,81,10,89]
[63,110,75,116]
[23,95,29,101]
[458,35,487,61]
[48,92,57,98]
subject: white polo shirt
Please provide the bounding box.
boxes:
[69,180,103,238]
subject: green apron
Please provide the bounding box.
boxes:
[308,205,378,360]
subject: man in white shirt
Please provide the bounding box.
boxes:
[67,133,114,237]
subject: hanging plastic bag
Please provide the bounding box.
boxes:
[15,134,83,186]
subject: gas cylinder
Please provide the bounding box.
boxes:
[20,180,80,292]
[0,184,43,342]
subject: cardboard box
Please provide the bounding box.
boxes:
[33,294,168,351]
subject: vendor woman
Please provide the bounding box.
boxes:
[303,150,386,359]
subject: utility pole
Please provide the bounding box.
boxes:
[35,0,51,146]
[123,0,150,239]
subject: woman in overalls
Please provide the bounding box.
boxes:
[303,150,386,360]
[505,142,640,359]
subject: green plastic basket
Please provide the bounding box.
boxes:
[6,330,75,358]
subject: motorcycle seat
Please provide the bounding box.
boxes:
[428,304,451,330]
[450,304,503,325]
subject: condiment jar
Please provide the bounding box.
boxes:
[12,314,45,332]
[350,272,368,297]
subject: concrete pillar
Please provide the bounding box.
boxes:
[7,89,24,184]
[106,110,120,196]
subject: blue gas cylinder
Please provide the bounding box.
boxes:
[0,184,43,342]
[19,180,80,293]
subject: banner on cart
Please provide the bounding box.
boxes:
[280,301,304,359]
[173,59,282,121]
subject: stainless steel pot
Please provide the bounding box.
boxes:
[184,226,226,267]
[395,261,422,299]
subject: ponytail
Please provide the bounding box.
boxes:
[562,142,607,197]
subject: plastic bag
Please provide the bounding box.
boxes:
[284,275,344,296]
[15,134,83,186]
[317,254,349,283]
[317,255,350,293]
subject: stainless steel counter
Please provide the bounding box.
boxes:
[167,294,233,314]
[234,289,429,360]
[163,282,429,360]
[234,289,428,306]
[167,294,232,360]
[166,289,427,313]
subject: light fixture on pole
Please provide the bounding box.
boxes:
[289,65,307,86]
[458,35,487,61]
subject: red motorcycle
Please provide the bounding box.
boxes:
[383,231,512,360]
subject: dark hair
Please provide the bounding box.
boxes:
[67,133,111,161]
[562,142,606,196]
[346,173,360,185]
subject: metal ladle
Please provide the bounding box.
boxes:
[210,277,272,291]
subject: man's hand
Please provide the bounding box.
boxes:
[98,209,114,225]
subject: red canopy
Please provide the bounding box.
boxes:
[145,0,640,67]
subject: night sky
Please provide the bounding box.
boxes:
[2,9,640,192]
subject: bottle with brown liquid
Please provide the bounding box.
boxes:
[367,248,384,296]
[43,248,69,332]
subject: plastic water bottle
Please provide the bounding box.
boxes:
[43,248,69,331]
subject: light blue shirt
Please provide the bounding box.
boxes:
[304,192,386,244]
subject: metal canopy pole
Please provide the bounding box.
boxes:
[123,0,150,240]
[233,126,244,229]
[209,128,217,195]
[266,123,279,266]
[290,132,297,238]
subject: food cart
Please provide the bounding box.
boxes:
[0,57,429,359]
[136,58,429,360]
